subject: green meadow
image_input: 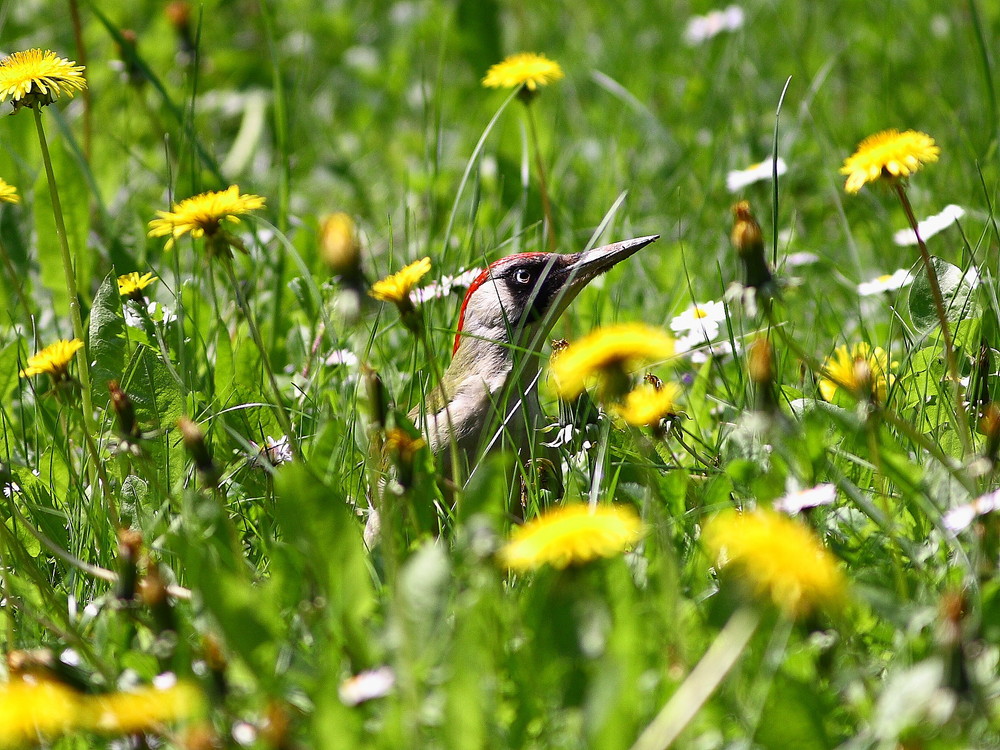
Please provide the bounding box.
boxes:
[1,1,999,747]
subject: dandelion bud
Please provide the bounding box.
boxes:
[385,428,426,489]
[319,213,363,277]
[937,590,972,695]
[970,341,992,416]
[731,200,773,291]
[116,528,143,602]
[6,649,92,691]
[109,380,140,440]
[180,723,222,750]
[201,634,229,698]
[6,649,54,679]
[748,338,776,411]
[261,701,292,749]
[851,356,874,402]
[979,402,1000,464]
[363,365,389,430]
[140,562,176,635]
[165,2,196,62]
[115,29,145,87]
[164,0,191,28]
[178,417,220,488]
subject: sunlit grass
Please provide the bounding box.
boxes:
[0,2,999,748]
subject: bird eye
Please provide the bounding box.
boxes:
[513,268,532,285]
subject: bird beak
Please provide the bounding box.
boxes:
[532,234,659,330]
[564,234,660,289]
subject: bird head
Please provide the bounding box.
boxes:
[452,234,660,356]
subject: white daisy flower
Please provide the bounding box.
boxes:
[943,489,1000,532]
[325,349,359,367]
[676,334,741,364]
[232,722,258,746]
[773,483,837,514]
[726,156,788,193]
[124,300,176,328]
[893,204,965,246]
[248,435,293,468]
[684,5,745,45]
[783,251,820,268]
[410,267,482,304]
[339,666,395,706]
[857,268,913,297]
[669,300,727,339]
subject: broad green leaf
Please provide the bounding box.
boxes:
[0,341,20,403]
[88,271,127,407]
[185,543,283,690]
[399,540,451,648]
[214,328,236,405]
[907,257,981,334]
[2,517,42,558]
[754,672,832,750]
[15,469,70,553]
[122,344,184,430]
[273,463,376,663]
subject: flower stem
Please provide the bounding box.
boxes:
[630,607,760,750]
[221,258,299,458]
[33,108,97,445]
[894,182,972,454]
[524,103,557,252]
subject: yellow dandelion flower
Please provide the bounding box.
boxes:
[385,428,426,462]
[0,49,86,112]
[19,338,84,380]
[319,212,362,275]
[0,178,20,204]
[86,681,203,734]
[482,53,564,92]
[841,129,939,194]
[0,678,202,744]
[370,257,432,305]
[704,509,847,619]
[614,380,682,427]
[147,185,266,253]
[0,679,80,745]
[117,271,159,298]
[818,342,894,404]
[549,323,674,401]
[500,503,644,571]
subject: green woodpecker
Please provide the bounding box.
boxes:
[410,235,658,480]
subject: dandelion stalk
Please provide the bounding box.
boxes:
[630,607,760,750]
[482,53,564,252]
[33,107,96,439]
[524,103,557,252]
[893,182,972,453]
